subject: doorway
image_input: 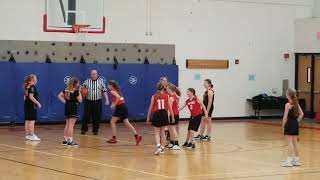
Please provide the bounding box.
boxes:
[295,53,320,117]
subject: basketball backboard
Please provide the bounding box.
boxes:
[43,0,106,33]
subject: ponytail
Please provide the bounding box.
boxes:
[287,88,299,116]
[168,83,181,96]
[174,87,181,96]
[108,80,123,96]
[67,77,80,91]
[156,83,165,97]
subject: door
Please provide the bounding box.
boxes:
[314,56,320,113]
[297,55,312,112]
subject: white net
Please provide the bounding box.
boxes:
[74,25,88,42]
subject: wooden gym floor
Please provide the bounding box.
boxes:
[0,120,320,180]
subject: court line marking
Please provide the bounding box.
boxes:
[174,166,320,179]
[0,143,171,179]
[1,143,320,180]
[0,138,280,178]
[81,134,155,147]
[249,120,320,131]
[82,135,245,156]
[129,177,165,180]
[1,122,320,180]
[0,156,100,180]
[210,171,320,180]
[2,128,286,158]
[84,134,282,168]
[211,152,281,168]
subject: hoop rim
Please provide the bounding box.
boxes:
[72,24,91,33]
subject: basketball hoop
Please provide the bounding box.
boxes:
[72,24,90,41]
[72,24,90,33]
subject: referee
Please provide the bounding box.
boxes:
[81,70,109,135]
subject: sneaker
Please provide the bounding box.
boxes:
[29,134,41,141]
[292,159,301,166]
[135,135,142,146]
[201,135,211,141]
[182,142,189,147]
[281,159,293,167]
[187,143,195,149]
[62,140,68,146]
[107,138,117,144]
[165,142,174,149]
[25,135,31,140]
[154,146,162,155]
[160,147,165,154]
[170,145,180,150]
[194,135,203,140]
[67,141,79,148]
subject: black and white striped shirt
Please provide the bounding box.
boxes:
[83,78,107,101]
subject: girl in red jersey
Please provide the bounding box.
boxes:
[179,88,208,149]
[106,80,142,145]
[165,83,181,150]
[23,74,42,141]
[147,83,174,155]
[159,77,171,141]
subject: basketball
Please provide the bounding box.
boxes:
[81,87,88,98]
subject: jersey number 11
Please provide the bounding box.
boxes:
[157,99,165,109]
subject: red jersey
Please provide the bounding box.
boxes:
[186,96,202,117]
[152,93,169,112]
[111,91,125,105]
[170,94,179,115]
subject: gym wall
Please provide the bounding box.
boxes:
[0,0,313,118]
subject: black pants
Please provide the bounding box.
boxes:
[81,99,102,133]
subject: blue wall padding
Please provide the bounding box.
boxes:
[0,62,178,122]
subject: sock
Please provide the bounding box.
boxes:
[156,144,161,148]
[68,137,73,142]
[112,136,116,139]
[294,157,300,161]
[175,141,179,145]
[170,141,174,144]
[287,157,293,161]
[64,136,68,141]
